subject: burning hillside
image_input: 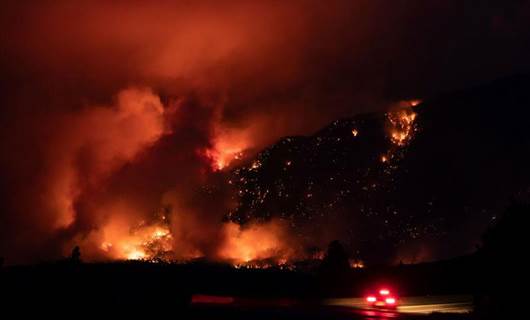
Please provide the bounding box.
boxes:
[55,101,423,266]
[2,1,530,266]
[226,77,530,264]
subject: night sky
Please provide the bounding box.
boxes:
[1,0,530,264]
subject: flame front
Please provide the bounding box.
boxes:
[387,108,418,147]
[218,220,293,265]
[204,123,256,171]
[205,147,245,171]
[379,100,419,166]
[89,212,294,267]
[96,217,173,261]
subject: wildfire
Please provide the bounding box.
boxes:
[218,220,293,265]
[386,108,418,147]
[98,219,174,261]
[408,99,422,107]
[349,259,365,269]
[88,209,296,267]
[204,123,257,171]
[126,249,147,260]
[250,160,262,170]
[397,99,422,108]
[205,148,245,171]
[379,102,419,168]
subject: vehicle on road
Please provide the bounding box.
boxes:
[365,288,398,309]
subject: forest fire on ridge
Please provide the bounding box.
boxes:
[70,98,423,267]
[379,101,420,164]
[94,214,297,266]
[387,108,418,147]
[217,220,294,265]
[97,218,173,261]
[5,0,525,268]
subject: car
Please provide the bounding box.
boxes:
[365,288,398,309]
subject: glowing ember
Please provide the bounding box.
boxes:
[351,128,359,137]
[409,99,422,107]
[312,250,326,260]
[250,160,262,170]
[349,259,365,268]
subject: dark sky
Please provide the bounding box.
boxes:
[1,0,530,264]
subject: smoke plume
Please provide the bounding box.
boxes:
[1,0,529,263]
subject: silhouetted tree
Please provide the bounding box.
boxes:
[70,246,81,263]
[317,240,351,296]
[475,202,528,319]
[320,240,350,274]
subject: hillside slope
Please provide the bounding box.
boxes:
[227,75,530,264]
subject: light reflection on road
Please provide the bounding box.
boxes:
[190,294,473,319]
[359,309,399,319]
[325,295,473,314]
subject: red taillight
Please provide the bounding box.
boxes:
[385,297,396,304]
[366,296,377,302]
[379,289,390,295]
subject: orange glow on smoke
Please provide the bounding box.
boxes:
[45,88,167,230]
[204,125,255,171]
[205,147,245,171]
[219,220,293,264]
[110,224,172,261]
[95,215,173,261]
[408,99,422,107]
[81,207,297,266]
[397,99,422,108]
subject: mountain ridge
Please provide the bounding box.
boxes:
[227,74,530,265]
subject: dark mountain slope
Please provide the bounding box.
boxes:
[227,74,530,264]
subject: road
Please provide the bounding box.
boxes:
[188,294,473,319]
[325,295,473,314]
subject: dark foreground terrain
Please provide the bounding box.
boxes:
[2,201,527,318]
[0,253,477,317]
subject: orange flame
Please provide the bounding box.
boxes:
[204,147,245,171]
[386,108,417,147]
[108,224,173,261]
[92,213,173,261]
[218,220,293,264]
[204,125,255,171]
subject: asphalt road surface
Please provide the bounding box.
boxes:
[188,294,473,319]
[325,295,473,314]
